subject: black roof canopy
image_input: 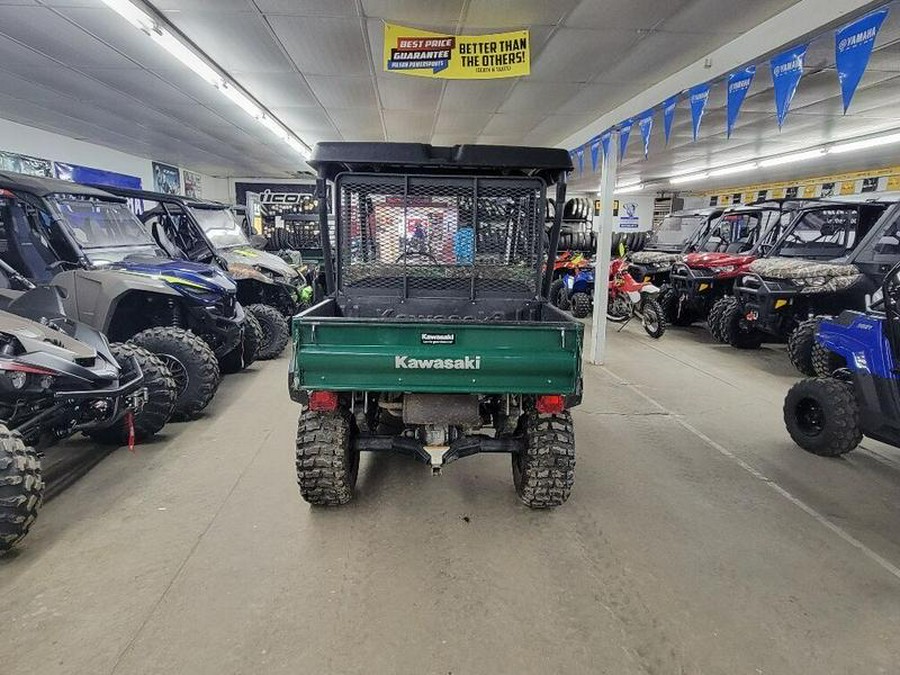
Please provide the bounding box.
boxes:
[308,142,572,183]
[94,185,229,210]
[0,171,125,202]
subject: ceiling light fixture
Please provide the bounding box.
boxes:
[99,0,311,164]
[100,0,155,31]
[708,162,758,178]
[616,178,642,188]
[758,148,828,168]
[670,172,709,185]
[830,131,900,154]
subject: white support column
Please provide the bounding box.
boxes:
[589,133,618,365]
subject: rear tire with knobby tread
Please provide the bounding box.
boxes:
[295,408,359,506]
[0,426,42,555]
[247,303,289,360]
[549,278,569,309]
[788,318,819,376]
[783,378,862,456]
[570,292,591,318]
[130,327,220,422]
[512,411,575,508]
[812,343,847,377]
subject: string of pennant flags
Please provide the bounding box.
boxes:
[569,6,889,175]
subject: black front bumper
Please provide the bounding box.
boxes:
[733,276,797,336]
[187,301,245,357]
[671,266,721,315]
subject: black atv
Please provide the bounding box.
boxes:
[98,187,300,361]
[0,173,247,418]
[0,264,177,554]
[723,199,896,367]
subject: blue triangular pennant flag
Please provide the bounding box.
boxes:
[589,136,602,172]
[575,147,585,175]
[689,84,710,141]
[726,66,755,138]
[771,45,808,128]
[638,110,654,158]
[600,130,612,161]
[663,95,678,145]
[836,9,888,114]
[618,120,633,160]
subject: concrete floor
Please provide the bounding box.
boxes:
[2,324,900,675]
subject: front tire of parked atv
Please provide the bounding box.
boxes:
[131,327,220,422]
[812,343,846,377]
[296,408,359,506]
[641,298,666,339]
[0,425,43,555]
[219,311,262,374]
[89,343,177,444]
[707,296,732,343]
[788,318,819,376]
[570,292,591,318]
[246,304,289,360]
[784,378,862,457]
[512,411,575,508]
[549,278,569,310]
[721,297,763,349]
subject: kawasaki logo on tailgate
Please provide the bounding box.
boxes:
[395,355,481,370]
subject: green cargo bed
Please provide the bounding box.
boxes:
[291,299,583,396]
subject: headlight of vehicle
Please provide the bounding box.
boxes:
[709,265,736,274]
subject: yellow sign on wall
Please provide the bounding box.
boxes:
[840,180,857,195]
[383,23,530,79]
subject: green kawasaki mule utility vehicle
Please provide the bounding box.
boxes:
[289,143,583,508]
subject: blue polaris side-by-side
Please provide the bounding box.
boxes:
[784,261,900,456]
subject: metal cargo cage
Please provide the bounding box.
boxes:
[334,173,545,299]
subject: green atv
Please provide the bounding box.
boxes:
[289,142,582,508]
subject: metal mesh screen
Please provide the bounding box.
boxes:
[335,174,544,297]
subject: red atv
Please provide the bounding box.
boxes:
[664,201,800,334]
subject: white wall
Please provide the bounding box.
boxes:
[0,117,230,202]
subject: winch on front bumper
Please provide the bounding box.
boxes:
[733,275,798,335]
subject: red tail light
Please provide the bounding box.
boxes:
[308,390,339,412]
[536,394,565,414]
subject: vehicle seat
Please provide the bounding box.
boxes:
[151,220,185,259]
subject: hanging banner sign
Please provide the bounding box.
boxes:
[771,45,808,128]
[575,147,585,175]
[689,84,710,141]
[835,9,888,113]
[589,136,602,172]
[663,95,678,145]
[726,66,756,138]
[383,23,529,79]
[618,120,633,160]
[638,110,654,158]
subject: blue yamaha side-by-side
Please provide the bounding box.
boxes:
[784,261,900,456]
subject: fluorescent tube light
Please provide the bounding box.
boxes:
[150,31,223,86]
[259,115,288,140]
[616,178,642,188]
[100,0,155,31]
[670,172,709,185]
[758,148,827,168]
[218,83,261,118]
[286,136,312,159]
[615,184,644,194]
[708,162,758,178]
[831,131,900,154]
